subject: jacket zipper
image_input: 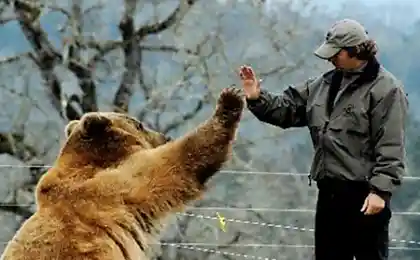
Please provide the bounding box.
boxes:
[321,120,329,180]
[309,72,354,187]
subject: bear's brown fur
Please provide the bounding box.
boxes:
[0,87,245,260]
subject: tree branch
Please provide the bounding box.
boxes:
[0,16,17,25]
[0,132,38,162]
[64,0,98,113]
[88,0,198,67]
[112,0,138,113]
[12,0,82,120]
[0,52,31,65]
[13,0,99,119]
[136,33,214,130]
[13,1,66,117]
[137,0,197,36]
[140,44,197,54]
[0,202,33,219]
[162,99,204,134]
[259,58,305,78]
[111,0,198,112]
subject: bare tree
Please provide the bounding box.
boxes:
[0,0,328,258]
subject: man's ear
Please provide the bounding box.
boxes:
[64,120,79,138]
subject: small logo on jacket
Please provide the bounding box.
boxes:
[343,104,355,115]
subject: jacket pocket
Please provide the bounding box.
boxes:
[342,104,369,137]
[330,104,369,137]
[329,106,370,159]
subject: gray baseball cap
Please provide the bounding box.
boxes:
[314,19,369,59]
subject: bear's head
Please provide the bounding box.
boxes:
[61,112,171,168]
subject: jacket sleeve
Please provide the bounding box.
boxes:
[246,78,316,128]
[369,82,408,200]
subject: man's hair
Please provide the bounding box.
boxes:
[344,39,378,60]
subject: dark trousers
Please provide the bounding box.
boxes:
[314,178,391,260]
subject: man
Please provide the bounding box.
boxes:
[238,19,408,260]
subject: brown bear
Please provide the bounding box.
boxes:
[0,87,245,260]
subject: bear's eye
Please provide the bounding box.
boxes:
[125,116,143,131]
[134,121,144,131]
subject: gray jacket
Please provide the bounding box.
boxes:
[247,58,408,199]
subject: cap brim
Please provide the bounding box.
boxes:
[314,42,341,60]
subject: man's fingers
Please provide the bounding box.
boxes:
[238,68,245,78]
[238,65,259,83]
[242,68,251,78]
[238,67,251,80]
[372,207,381,214]
[240,65,253,78]
[371,205,384,215]
[365,205,374,215]
[365,204,383,215]
[361,198,368,213]
[246,67,255,78]
[367,206,379,215]
[244,66,251,74]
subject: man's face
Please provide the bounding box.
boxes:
[329,49,348,69]
[328,49,360,70]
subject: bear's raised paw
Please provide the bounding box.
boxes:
[215,86,245,125]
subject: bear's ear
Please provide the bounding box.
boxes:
[80,113,112,136]
[64,120,79,138]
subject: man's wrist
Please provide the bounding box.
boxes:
[245,91,262,106]
[245,91,261,101]
[370,186,391,201]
